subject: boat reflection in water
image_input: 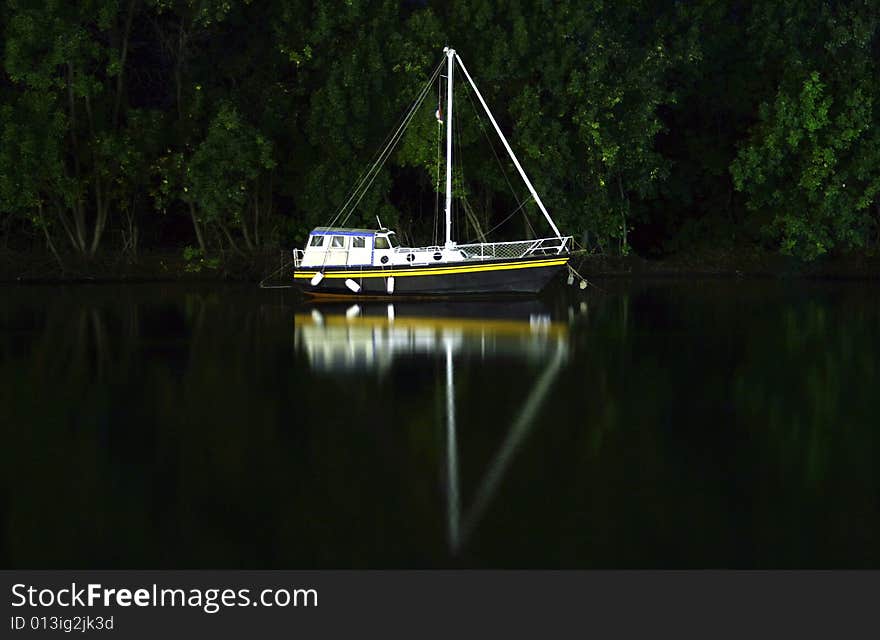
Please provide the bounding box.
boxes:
[294,300,583,555]
[294,300,571,373]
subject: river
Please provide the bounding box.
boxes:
[1,279,877,567]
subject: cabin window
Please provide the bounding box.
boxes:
[331,236,347,248]
[374,236,390,250]
[388,234,399,248]
[309,235,324,247]
[352,236,366,248]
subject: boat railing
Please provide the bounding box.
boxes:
[456,235,572,260]
[392,246,445,254]
[294,236,570,268]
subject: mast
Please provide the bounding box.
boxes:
[454,53,563,240]
[443,46,455,248]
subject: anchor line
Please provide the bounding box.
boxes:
[259,256,296,289]
[566,263,605,293]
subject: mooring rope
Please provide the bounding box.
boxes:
[258,255,296,289]
[566,263,605,293]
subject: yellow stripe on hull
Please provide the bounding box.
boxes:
[293,257,569,279]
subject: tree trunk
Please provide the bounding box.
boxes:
[90,178,108,256]
[241,184,256,252]
[219,220,246,256]
[188,201,207,253]
[122,193,139,259]
[72,200,88,253]
[39,202,65,271]
[462,197,487,243]
[240,211,255,252]
[254,192,260,248]
[617,174,628,255]
[174,23,210,254]
[65,63,88,255]
[55,203,83,254]
[873,201,880,247]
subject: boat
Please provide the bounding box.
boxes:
[292,47,573,298]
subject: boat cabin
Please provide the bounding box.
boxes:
[299,227,379,267]
[299,227,466,268]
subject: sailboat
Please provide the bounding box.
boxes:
[292,47,572,298]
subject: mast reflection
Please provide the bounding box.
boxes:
[293,300,582,555]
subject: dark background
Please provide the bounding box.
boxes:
[1,0,879,272]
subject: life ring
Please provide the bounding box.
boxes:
[380,255,389,264]
[406,253,415,262]
[433,252,442,261]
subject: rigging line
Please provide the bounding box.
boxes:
[339,101,422,228]
[338,63,442,228]
[463,78,521,204]
[523,199,537,238]
[434,72,443,247]
[434,120,442,247]
[463,195,533,244]
[335,64,441,228]
[453,91,465,243]
[462,74,537,241]
[434,72,444,246]
[458,118,497,244]
[329,59,443,227]
[455,114,486,243]
[455,54,561,239]
[328,59,444,228]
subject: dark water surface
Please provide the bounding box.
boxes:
[1,280,878,568]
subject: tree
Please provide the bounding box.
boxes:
[147,0,251,253]
[0,91,69,264]
[730,1,880,260]
[189,103,276,253]
[391,1,695,254]
[4,0,142,257]
[274,0,443,243]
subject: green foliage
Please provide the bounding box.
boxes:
[732,70,879,260]
[0,91,68,215]
[182,245,220,272]
[189,103,275,227]
[390,1,690,253]
[2,0,154,255]
[1,0,879,265]
[730,2,880,260]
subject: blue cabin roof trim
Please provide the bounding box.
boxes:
[310,227,378,237]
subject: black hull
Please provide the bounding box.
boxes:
[293,256,569,298]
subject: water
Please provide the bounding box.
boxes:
[1,280,877,568]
